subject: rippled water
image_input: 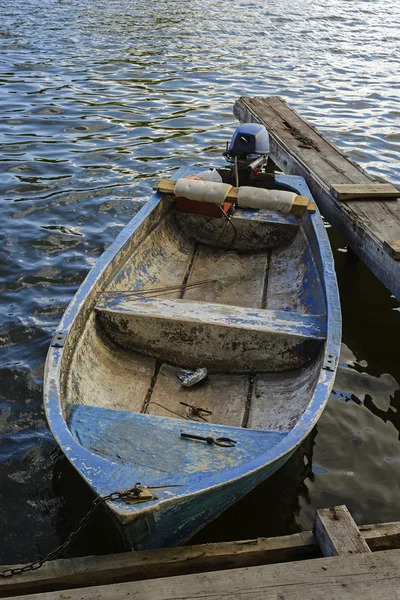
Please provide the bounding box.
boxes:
[1,0,399,564]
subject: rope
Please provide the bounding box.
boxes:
[216,206,237,250]
[99,278,215,298]
[146,401,190,420]
[100,252,245,298]
[145,401,211,422]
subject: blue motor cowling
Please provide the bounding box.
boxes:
[225,123,270,162]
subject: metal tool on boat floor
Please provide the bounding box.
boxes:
[180,432,237,447]
[177,367,208,387]
[180,402,212,419]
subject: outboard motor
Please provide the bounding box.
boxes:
[224,123,270,184]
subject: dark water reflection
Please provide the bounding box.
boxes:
[1,0,399,563]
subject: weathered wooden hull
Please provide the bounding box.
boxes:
[44,169,341,550]
[120,451,292,551]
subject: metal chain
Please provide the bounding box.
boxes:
[0,486,143,579]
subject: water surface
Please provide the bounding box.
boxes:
[1,0,399,563]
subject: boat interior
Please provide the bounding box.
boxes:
[63,175,328,474]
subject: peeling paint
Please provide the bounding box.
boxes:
[43,170,341,550]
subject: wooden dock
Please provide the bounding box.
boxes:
[1,506,400,599]
[234,96,400,301]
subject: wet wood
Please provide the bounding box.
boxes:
[233,96,400,301]
[3,549,400,600]
[315,505,371,557]
[331,183,400,200]
[1,520,400,597]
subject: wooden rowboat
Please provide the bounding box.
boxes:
[44,163,341,551]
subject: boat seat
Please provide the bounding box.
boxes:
[95,294,326,372]
[173,206,300,252]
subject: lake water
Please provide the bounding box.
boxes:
[1,0,399,563]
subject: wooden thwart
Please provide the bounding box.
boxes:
[154,178,315,216]
[1,510,400,598]
[331,183,399,201]
[95,295,325,371]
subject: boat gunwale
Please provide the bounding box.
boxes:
[43,171,341,513]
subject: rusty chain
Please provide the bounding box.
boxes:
[0,485,144,579]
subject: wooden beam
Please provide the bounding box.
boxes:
[234,96,400,301]
[153,179,314,216]
[331,183,400,201]
[384,240,400,260]
[315,506,371,557]
[1,520,399,597]
[361,521,400,549]
[4,549,400,600]
[0,534,315,598]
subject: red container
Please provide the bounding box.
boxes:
[176,197,233,218]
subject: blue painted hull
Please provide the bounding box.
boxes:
[44,170,341,550]
[121,451,292,550]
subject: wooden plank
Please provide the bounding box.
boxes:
[95,294,326,371]
[291,195,310,217]
[308,201,316,213]
[384,240,400,259]
[1,521,400,597]
[361,521,400,549]
[184,246,269,308]
[315,505,371,557]
[148,364,249,427]
[154,179,314,216]
[4,549,400,600]
[331,183,400,200]
[234,96,400,301]
[0,533,317,598]
[234,97,373,185]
